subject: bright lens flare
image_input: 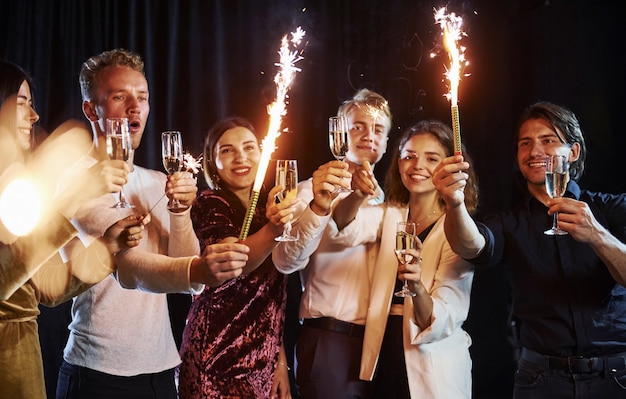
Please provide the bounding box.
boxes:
[240,26,306,240]
[0,177,43,236]
[433,7,468,155]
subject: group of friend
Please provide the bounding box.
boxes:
[1,47,625,399]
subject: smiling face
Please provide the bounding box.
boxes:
[213,126,261,194]
[15,80,39,151]
[398,133,446,197]
[517,118,580,191]
[83,65,150,150]
[345,104,390,165]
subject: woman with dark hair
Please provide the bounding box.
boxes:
[331,119,479,398]
[0,59,39,164]
[0,59,143,399]
[178,116,297,398]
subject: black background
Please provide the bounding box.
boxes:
[2,1,624,397]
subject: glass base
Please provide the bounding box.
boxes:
[275,234,298,242]
[167,202,188,211]
[544,227,568,236]
[394,288,416,298]
[112,202,135,209]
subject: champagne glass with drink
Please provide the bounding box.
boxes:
[544,154,569,235]
[106,117,134,208]
[394,221,417,297]
[274,159,298,242]
[161,131,186,210]
[328,115,352,193]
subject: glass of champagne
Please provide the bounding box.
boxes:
[275,159,298,242]
[328,115,352,193]
[106,117,134,208]
[394,221,417,297]
[161,130,186,211]
[544,154,569,235]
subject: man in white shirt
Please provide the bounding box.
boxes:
[273,88,391,399]
[55,48,249,399]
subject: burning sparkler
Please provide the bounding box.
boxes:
[239,26,306,240]
[433,7,468,155]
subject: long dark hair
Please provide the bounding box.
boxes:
[202,116,257,189]
[384,119,480,214]
[0,60,36,154]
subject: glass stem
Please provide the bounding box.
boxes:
[553,212,559,230]
[119,187,127,205]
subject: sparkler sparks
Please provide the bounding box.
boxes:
[433,7,468,155]
[183,152,202,175]
[240,26,306,241]
[143,152,203,217]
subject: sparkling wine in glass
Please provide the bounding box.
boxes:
[328,116,352,193]
[275,159,298,242]
[544,155,568,235]
[394,221,417,297]
[161,131,186,211]
[106,117,134,208]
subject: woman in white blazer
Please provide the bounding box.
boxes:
[331,119,480,398]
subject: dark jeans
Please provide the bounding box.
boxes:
[56,360,177,399]
[514,356,626,398]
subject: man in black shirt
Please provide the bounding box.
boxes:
[433,101,626,398]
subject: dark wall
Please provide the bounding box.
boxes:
[2,1,624,398]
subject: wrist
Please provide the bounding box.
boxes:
[309,200,330,216]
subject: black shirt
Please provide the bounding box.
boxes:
[471,181,626,357]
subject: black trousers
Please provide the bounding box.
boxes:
[56,360,177,399]
[296,323,372,399]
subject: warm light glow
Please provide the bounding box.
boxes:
[434,7,467,106]
[252,26,306,192]
[0,177,43,236]
[434,7,468,155]
[240,26,306,240]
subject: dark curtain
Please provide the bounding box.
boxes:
[2,1,624,398]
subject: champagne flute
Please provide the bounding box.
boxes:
[544,154,569,235]
[275,159,298,242]
[106,117,134,208]
[394,221,417,297]
[161,130,186,211]
[328,115,352,193]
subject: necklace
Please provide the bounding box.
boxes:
[409,208,442,228]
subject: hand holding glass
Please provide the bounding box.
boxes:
[275,159,298,242]
[394,221,417,297]
[161,131,187,211]
[106,118,134,208]
[544,155,568,236]
[328,116,352,193]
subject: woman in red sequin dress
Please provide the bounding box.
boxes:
[178,117,297,398]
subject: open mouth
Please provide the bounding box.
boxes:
[128,119,141,133]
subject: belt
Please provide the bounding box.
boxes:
[302,317,365,338]
[521,347,626,374]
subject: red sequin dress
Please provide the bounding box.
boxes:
[178,189,287,399]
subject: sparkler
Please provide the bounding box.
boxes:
[143,152,203,217]
[433,7,468,155]
[239,26,306,240]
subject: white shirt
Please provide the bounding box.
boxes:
[63,161,201,376]
[272,178,382,325]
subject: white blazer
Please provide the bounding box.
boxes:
[329,204,474,398]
